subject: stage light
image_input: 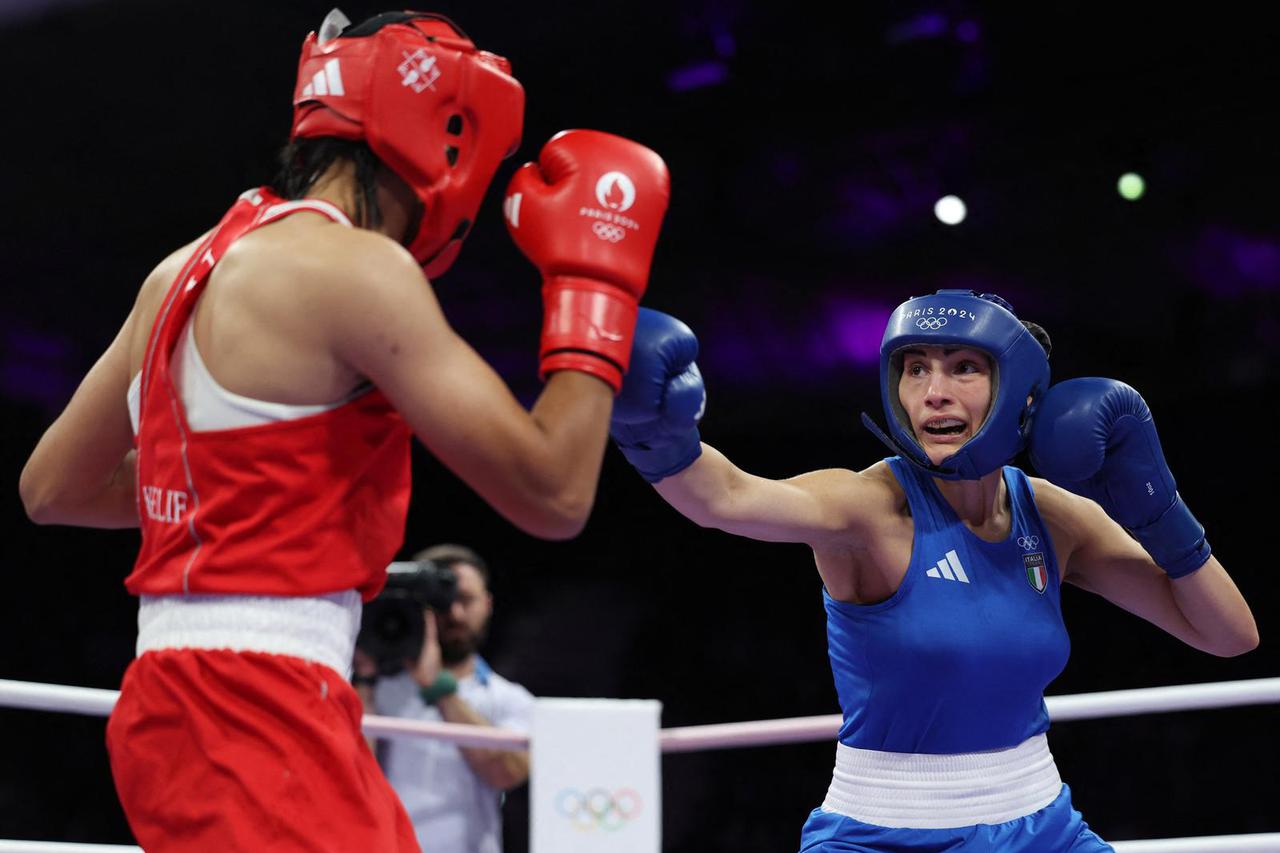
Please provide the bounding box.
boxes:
[1118,172,1146,201]
[934,195,967,225]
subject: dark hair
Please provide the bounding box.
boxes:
[270,137,383,229]
[413,543,491,588]
[1021,320,1052,358]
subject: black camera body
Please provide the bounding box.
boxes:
[356,560,458,676]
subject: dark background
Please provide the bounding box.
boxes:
[1,1,1277,849]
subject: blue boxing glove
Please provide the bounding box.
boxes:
[1029,377,1211,578]
[611,308,706,483]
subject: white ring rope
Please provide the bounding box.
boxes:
[4,677,1276,752]
[362,713,528,750]
[0,680,118,718]
[5,837,1280,853]
[664,676,1280,752]
[2,677,1275,852]
[1045,678,1280,722]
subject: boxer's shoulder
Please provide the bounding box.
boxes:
[1023,475,1093,561]
[857,459,909,513]
[236,216,420,289]
[139,230,215,307]
[127,230,216,369]
[215,221,428,326]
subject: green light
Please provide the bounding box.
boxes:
[1118,172,1145,201]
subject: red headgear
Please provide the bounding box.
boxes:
[290,11,525,277]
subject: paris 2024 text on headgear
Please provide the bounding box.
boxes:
[291,8,525,278]
[862,289,1050,480]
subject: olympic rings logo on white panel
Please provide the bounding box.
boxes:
[916,317,948,330]
[1018,535,1040,550]
[592,222,627,242]
[555,787,643,831]
[595,172,637,212]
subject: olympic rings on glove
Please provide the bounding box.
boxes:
[592,221,627,242]
[555,787,643,831]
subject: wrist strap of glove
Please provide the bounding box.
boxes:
[540,277,640,393]
[617,428,703,483]
[1129,493,1212,578]
[419,671,459,705]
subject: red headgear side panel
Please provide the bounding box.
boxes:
[290,13,524,276]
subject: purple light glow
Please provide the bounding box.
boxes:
[825,300,893,366]
[701,328,764,380]
[886,12,948,45]
[6,329,72,360]
[1191,226,1280,297]
[1232,240,1280,284]
[828,183,912,244]
[2,327,80,414]
[714,32,736,58]
[667,61,730,93]
[954,20,981,43]
[0,363,75,408]
[697,290,851,388]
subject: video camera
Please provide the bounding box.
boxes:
[356,559,458,676]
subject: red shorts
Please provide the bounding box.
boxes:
[106,648,418,852]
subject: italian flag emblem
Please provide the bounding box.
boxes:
[1023,553,1048,594]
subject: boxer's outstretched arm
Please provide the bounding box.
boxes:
[611,309,885,547]
[655,446,883,547]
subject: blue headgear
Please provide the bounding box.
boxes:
[860,289,1049,480]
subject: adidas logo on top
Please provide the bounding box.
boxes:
[302,59,345,98]
[925,550,970,584]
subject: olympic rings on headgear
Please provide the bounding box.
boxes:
[592,221,627,243]
[554,787,643,831]
[916,316,948,330]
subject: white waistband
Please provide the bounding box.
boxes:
[820,734,1063,829]
[137,591,362,678]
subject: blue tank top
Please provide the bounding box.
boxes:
[825,457,1070,754]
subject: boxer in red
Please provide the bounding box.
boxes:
[19,10,670,851]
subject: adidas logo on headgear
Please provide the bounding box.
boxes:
[301,59,345,98]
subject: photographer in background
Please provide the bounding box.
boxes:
[354,545,533,853]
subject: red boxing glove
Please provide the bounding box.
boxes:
[504,129,670,392]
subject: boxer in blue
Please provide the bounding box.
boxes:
[610,292,1258,852]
